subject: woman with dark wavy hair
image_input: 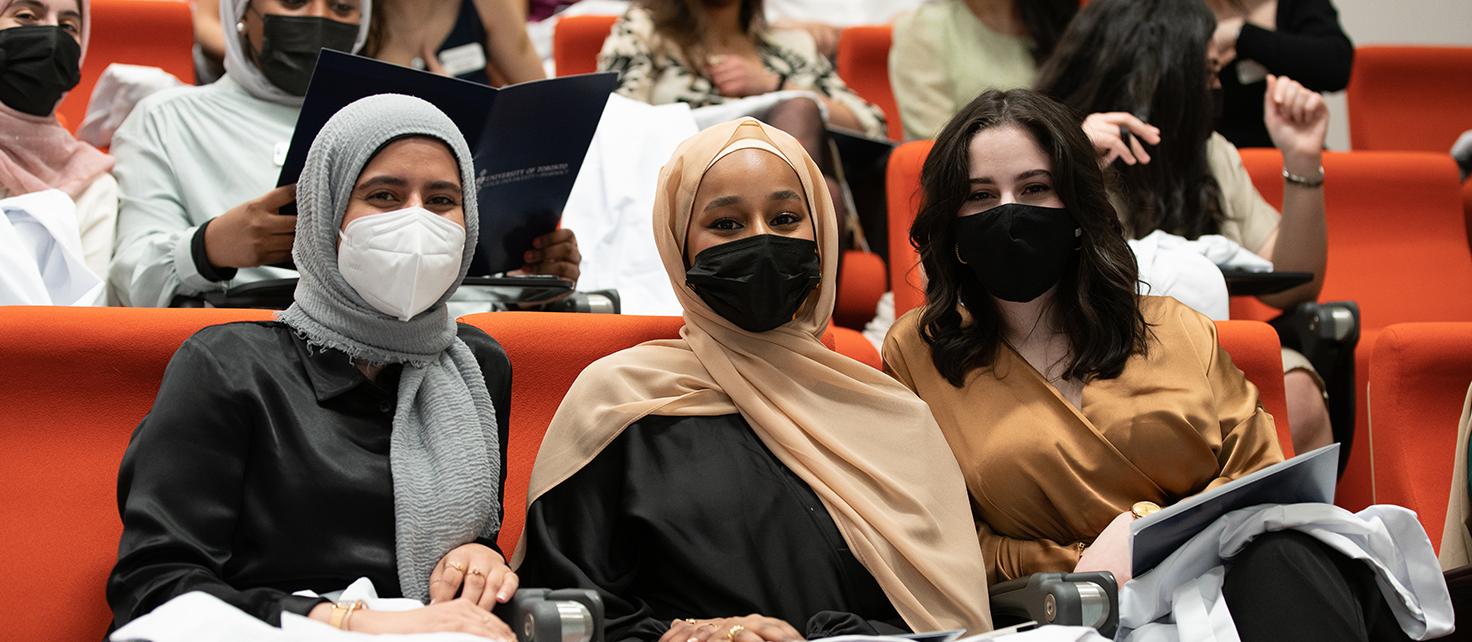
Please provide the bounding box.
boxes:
[882,89,1418,641]
[1035,0,1333,453]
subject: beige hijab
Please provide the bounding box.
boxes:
[512,118,992,633]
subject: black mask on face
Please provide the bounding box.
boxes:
[686,233,822,333]
[955,203,1080,303]
[253,13,359,96]
[0,26,81,117]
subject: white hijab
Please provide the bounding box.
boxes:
[219,0,372,106]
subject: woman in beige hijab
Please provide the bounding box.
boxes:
[512,118,991,642]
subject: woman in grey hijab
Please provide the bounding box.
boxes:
[108,94,516,639]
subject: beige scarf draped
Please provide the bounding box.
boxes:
[511,118,992,633]
[1438,384,1472,568]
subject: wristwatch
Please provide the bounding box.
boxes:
[1131,501,1162,519]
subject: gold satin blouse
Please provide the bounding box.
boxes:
[882,296,1284,584]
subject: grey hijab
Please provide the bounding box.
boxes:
[278,94,500,602]
[220,0,372,106]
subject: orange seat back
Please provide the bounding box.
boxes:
[835,25,902,141]
[58,0,197,133]
[1216,320,1295,458]
[1348,46,1472,152]
[0,306,274,640]
[1233,149,1472,331]
[834,250,887,331]
[1369,322,1472,548]
[1236,149,1472,510]
[886,139,933,318]
[553,15,618,77]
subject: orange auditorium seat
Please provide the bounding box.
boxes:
[0,306,880,638]
[1368,323,1472,548]
[835,249,887,331]
[885,139,933,317]
[1237,148,1472,510]
[553,14,618,77]
[835,25,903,141]
[1347,46,1472,152]
[58,0,196,133]
[1217,320,1295,458]
[0,306,273,641]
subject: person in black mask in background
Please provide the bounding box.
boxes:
[513,118,993,642]
[108,0,580,308]
[0,0,118,280]
[1035,0,1334,454]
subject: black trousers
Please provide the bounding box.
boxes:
[1222,530,1413,642]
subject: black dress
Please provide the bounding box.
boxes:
[516,414,905,642]
[1217,0,1354,148]
[106,321,512,628]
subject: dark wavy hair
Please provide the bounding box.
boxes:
[911,89,1149,387]
[640,0,765,69]
[1034,0,1225,239]
[1018,0,1080,63]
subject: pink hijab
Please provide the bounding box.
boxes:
[0,0,113,199]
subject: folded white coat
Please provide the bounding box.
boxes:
[78,64,186,149]
[110,578,492,641]
[0,189,104,306]
[1118,503,1454,641]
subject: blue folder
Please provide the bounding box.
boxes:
[1129,443,1340,576]
[277,49,616,276]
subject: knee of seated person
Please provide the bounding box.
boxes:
[1233,530,1325,567]
[768,97,823,131]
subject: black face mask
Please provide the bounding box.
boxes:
[955,203,1080,303]
[0,26,81,117]
[686,234,822,333]
[253,14,359,96]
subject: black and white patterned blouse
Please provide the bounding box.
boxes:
[596,6,887,138]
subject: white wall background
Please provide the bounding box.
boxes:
[1322,0,1472,149]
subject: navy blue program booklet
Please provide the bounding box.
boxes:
[277,49,617,275]
[1129,443,1339,576]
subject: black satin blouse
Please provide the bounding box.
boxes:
[516,414,904,642]
[106,321,511,628]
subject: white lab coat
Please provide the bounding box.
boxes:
[0,189,105,306]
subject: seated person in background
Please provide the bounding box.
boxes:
[0,0,116,279]
[110,0,578,308]
[762,0,924,58]
[883,88,1420,641]
[514,118,991,641]
[1036,0,1333,453]
[890,0,1076,140]
[191,0,227,83]
[363,0,546,87]
[1207,0,1353,149]
[108,95,516,637]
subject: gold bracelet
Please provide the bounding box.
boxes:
[329,600,364,630]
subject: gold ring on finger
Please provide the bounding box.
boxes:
[468,567,486,577]
[727,625,745,640]
[447,561,467,573]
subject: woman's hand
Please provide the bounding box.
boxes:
[429,543,519,609]
[204,184,298,269]
[661,615,803,642]
[706,55,781,99]
[519,228,582,286]
[1081,112,1161,168]
[350,598,515,640]
[1073,511,1134,588]
[1263,74,1329,173]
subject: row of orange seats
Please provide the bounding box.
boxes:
[0,305,1290,640]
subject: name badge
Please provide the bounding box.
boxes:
[437,42,488,78]
[273,141,289,167]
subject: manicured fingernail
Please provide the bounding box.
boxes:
[497,592,508,601]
